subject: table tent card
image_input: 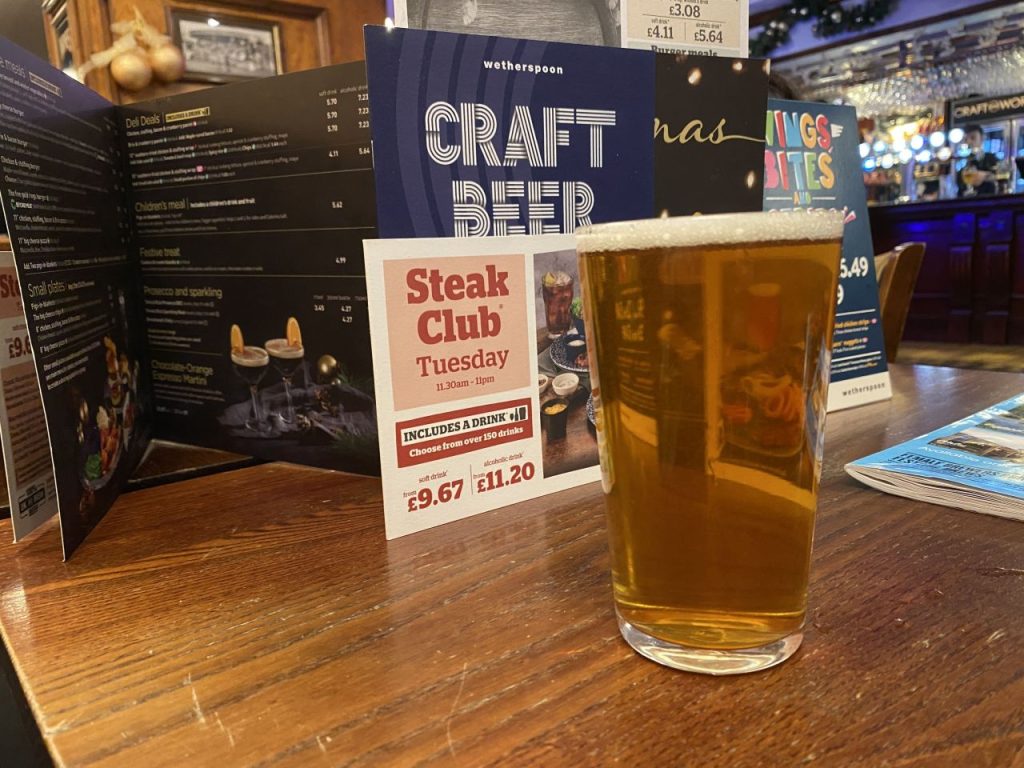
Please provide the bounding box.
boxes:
[0,28,766,555]
[366,235,597,538]
[763,100,893,411]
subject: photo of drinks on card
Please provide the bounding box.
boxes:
[365,234,601,539]
[534,250,598,478]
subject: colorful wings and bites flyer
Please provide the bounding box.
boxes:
[763,100,892,411]
[365,234,600,539]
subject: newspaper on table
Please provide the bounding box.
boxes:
[846,393,1024,521]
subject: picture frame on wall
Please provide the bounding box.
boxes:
[168,9,283,84]
[41,0,78,78]
[397,0,619,47]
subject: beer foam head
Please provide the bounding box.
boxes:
[576,210,845,253]
[231,346,269,367]
[265,338,304,359]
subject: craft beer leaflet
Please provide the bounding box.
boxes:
[365,235,600,538]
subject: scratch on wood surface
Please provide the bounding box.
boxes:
[446,662,469,760]
[42,719,73,736]
[192,687,206,725]
[317,735,327,753]
[215,713,235,747]
[977,566,1024,577]
[987,628,1007,644]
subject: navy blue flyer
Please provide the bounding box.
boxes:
[366,26,655,238]
[763,99,892,411]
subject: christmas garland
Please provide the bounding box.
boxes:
[751,0,898,57]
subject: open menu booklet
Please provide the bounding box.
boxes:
[0,30,769,556]
[846,393,1024,521]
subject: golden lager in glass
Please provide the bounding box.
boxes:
[577,211,844,674]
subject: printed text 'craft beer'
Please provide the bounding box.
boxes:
[425,102,616,236]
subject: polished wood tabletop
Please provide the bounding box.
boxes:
[1,365,1023,767]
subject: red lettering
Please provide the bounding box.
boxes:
[816,115,832,152]
[776,151,790,190]
[763,150,779,190]
[406,268,429,303]
[416,307,503,345]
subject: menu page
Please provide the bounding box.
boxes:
[0,251,57,539]
[120,62,380,474]
[366,234,599,539]
[0,39,152,557]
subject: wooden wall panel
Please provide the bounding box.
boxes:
[972,242,1010,343]
[1011,214,1024,344]
[46,0,384,104]
[870,197,1024,346]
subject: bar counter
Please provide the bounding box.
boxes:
[1,365,1023,766]
[869,193,1024,345]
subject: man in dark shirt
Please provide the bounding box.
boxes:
[958,124,999,197]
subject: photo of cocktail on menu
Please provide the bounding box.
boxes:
[220,314,377,469]
[534,250,598,478]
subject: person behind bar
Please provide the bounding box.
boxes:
[958,124,999,197]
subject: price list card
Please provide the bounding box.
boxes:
[121,63,380,473]
[621,0,749,57]
[366,235,600,540]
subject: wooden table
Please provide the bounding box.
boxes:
[1,365,1023,767]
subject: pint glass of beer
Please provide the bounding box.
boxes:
[576,210,844,675]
